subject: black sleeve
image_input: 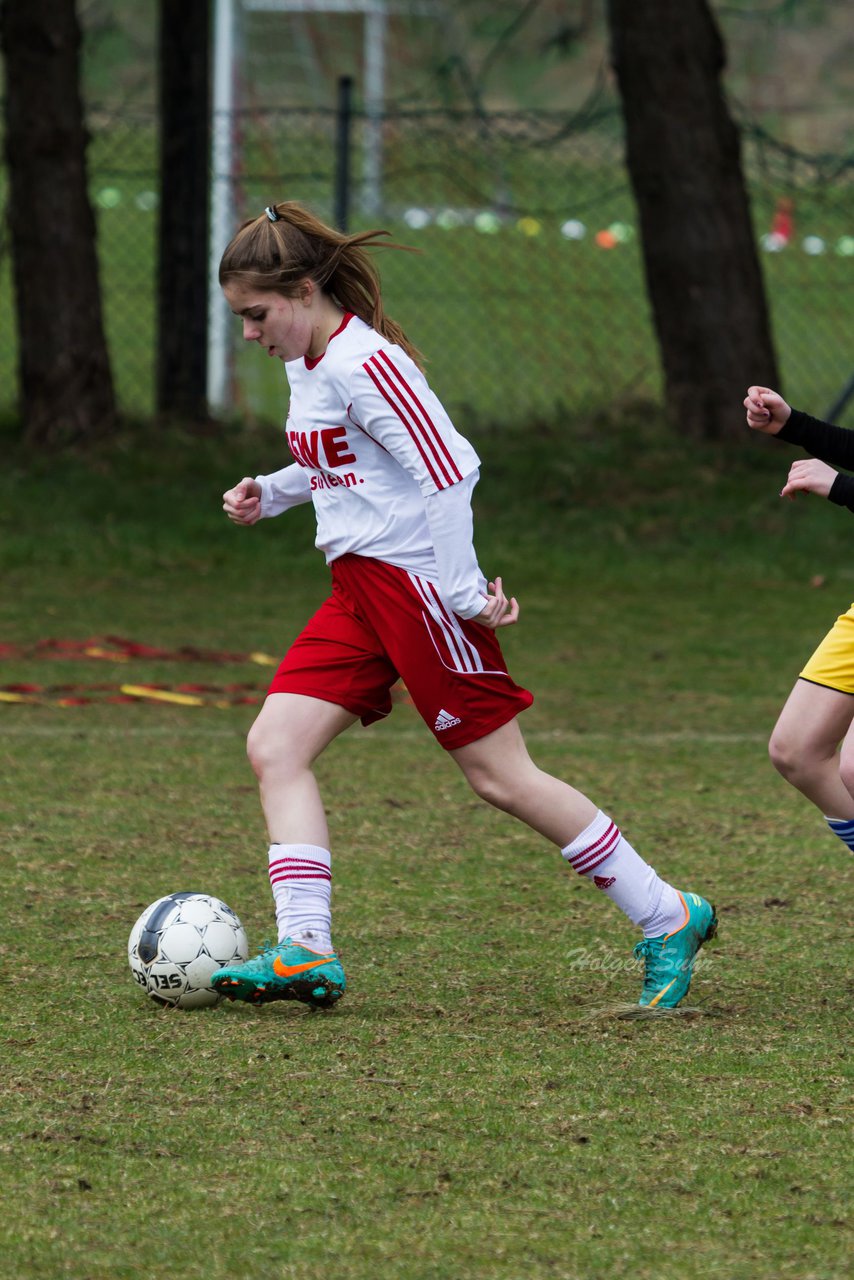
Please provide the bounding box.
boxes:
[829,473,854,514]
[778,408,854,470]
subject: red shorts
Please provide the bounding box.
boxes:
[268,554,533,749]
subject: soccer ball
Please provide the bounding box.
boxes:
[128,892,249,1009]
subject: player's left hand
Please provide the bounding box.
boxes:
[780,457,837,500]
[475,577,519,629]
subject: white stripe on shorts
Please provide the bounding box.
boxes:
[407,572,508,678]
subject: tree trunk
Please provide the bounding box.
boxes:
[606,0,779,440]
[156,0,211,423]
[0,0,117,447]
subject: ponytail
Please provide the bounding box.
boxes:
[219,201,424,368]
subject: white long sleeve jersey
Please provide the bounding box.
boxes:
[255,313,488,619]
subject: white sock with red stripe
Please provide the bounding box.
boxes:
[268,844,333,952]
[561,810,684,937]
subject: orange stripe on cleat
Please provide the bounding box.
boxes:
[663,891,689,944]
[273,956,334,978]
[647,977,678,1007]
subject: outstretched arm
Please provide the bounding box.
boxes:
[780,411,854,473]
[745,384,854,470]
[745,385,854,512]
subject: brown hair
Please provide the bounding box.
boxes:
[219,201,423,368]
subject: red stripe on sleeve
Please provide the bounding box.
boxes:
[363,361,444,487]
[375,350,463,484]
[363,352,462,488]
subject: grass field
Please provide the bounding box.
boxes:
[1,412,852,1280]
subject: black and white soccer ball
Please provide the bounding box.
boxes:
[128,892,249,1009]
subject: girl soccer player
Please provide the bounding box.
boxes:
[745,384,854,855]
[210,201,716,1010]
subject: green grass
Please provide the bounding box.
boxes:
[1,413,852,1279]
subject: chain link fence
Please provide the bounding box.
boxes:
[1,99,852,427]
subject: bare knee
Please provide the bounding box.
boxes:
[768,728,817,784]
[769,727,833,784]
[462,758,536,816]
[768,729,799,781]
[453,720,548,817]
[246,718,301,783]
[246,719,270,781]
[464,764,509,810]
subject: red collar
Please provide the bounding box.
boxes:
[304,312,355,369]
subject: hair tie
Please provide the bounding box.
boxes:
[264,205,280,222]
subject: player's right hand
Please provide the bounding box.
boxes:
[223,477,262,525]
[744,385,792,435]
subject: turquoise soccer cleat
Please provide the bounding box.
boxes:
[211,938,346,1009]
[634,892,718,1008]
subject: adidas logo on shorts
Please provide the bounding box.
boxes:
[434,708,462,731]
